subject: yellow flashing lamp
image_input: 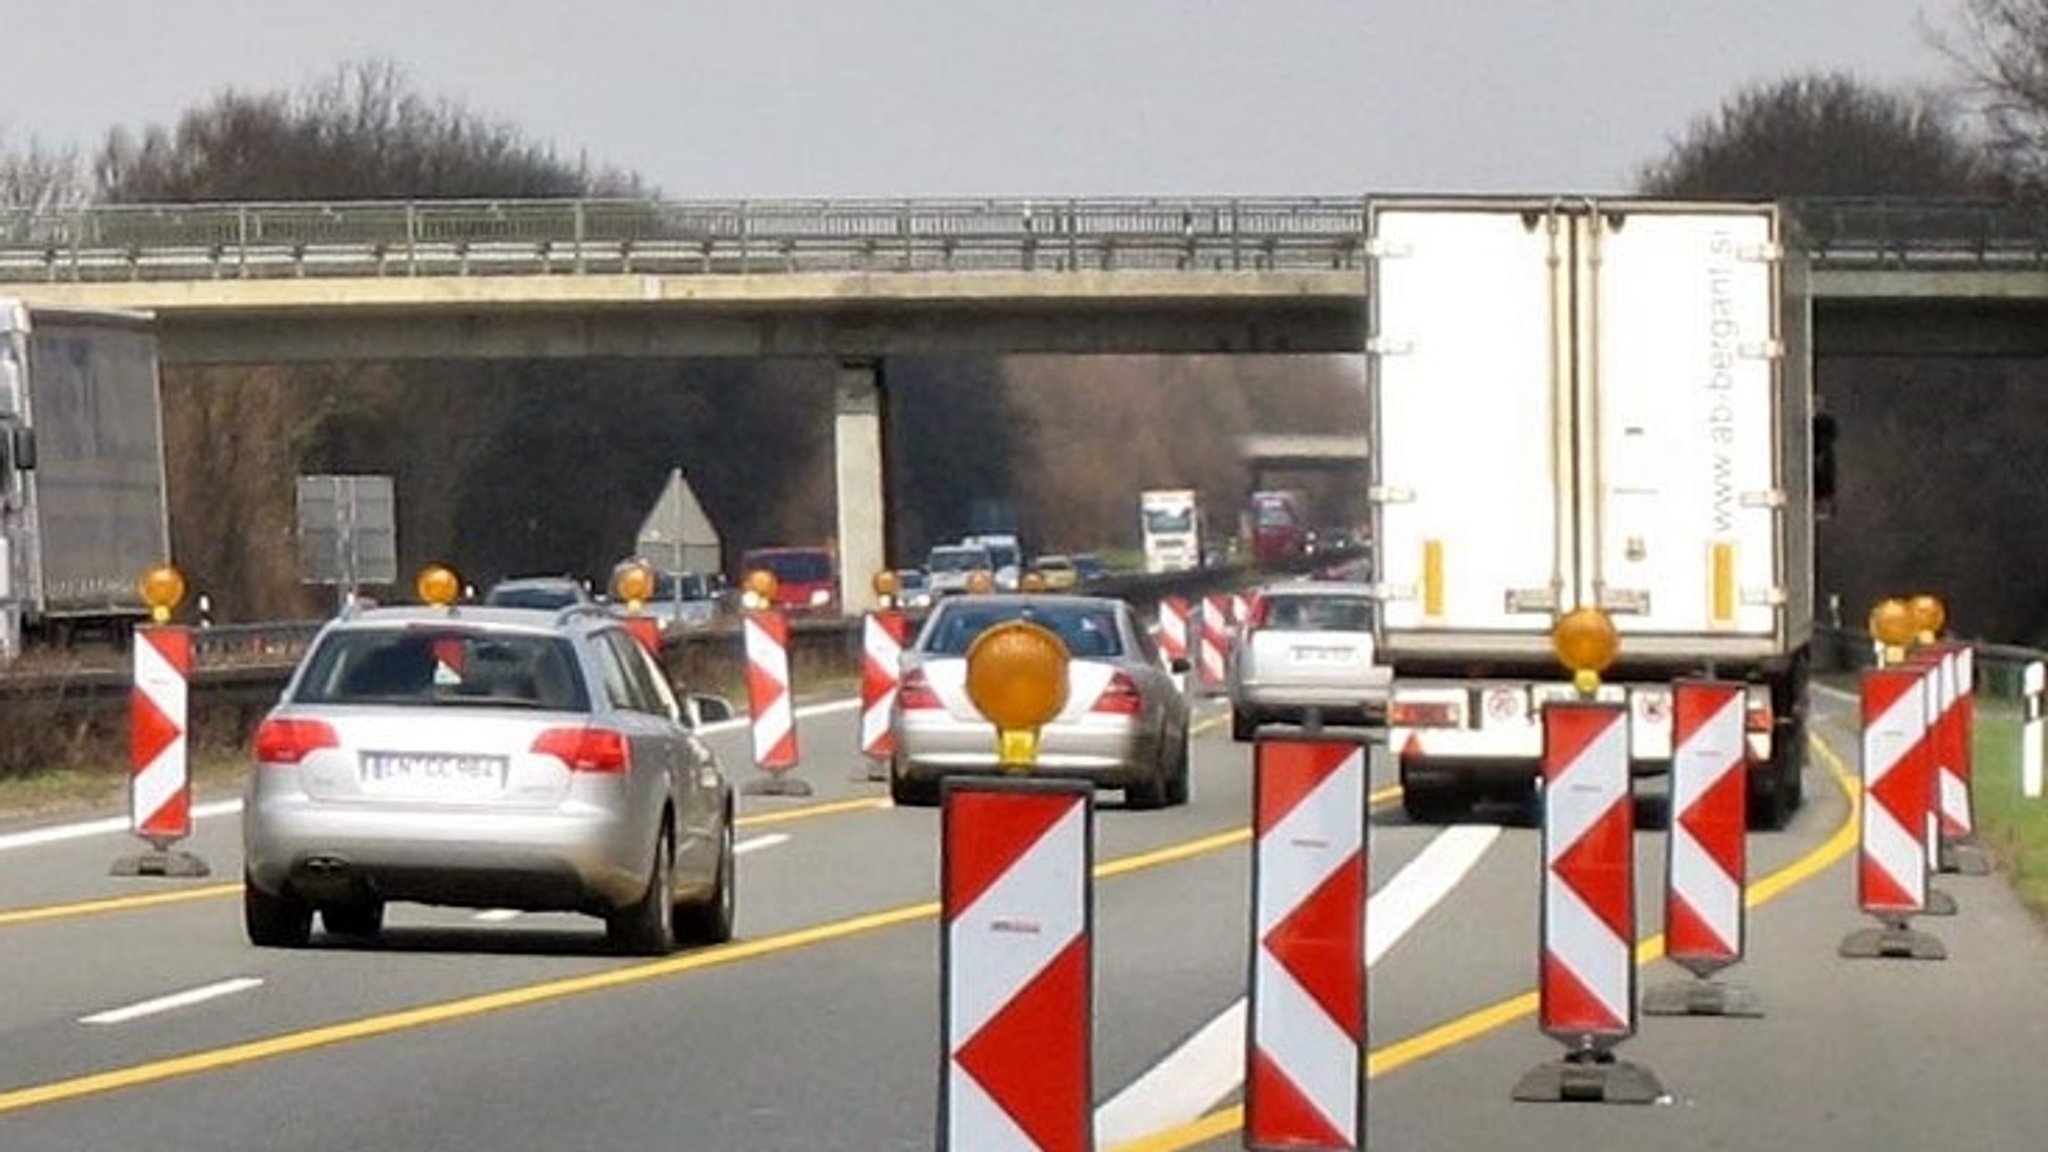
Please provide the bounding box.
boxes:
[872,569,900,599]
[137,564,186,625]
[1020,571,1048,593]
[1869,597,1915,664]
[1552,606,1619,697]
[1908,594,1946,645]
[742,569,779,612]
[966,570,995,595]
[965,620,1070,771]
[415,565,461,608]
[611,558,656,611]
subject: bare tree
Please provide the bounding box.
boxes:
[0,131,86,210]
[1638,71,1994,197]
[95,58,643,202]
[1929,0,2048,188]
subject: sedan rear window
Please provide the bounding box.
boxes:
[923,603,1124,659]
[293,628,590,711]
[1262,596,1373,632]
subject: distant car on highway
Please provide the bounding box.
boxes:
[1071,553,1111,584]
[482,576,594,611]
[926,543,994,599]
[639,570,728,633]
[892,568,934,610]
[241,593,737,954]
[1029,554,1080,591]
[1227,581,1390,741]
[739,546,839,614]
[890,593,1191,809]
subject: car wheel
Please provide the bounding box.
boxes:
[245,875,313,948]
[320,900,385,939]
[608,830,677,956]
[676,811,736,945]
[1165,729,1192,807]
[1230,705,1256,743]
[1126,743,1170,810]
[889,761,941,807]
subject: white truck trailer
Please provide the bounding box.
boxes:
[1366,198,1815,829]
[0,300,171,660]
[1139,488,1202,574]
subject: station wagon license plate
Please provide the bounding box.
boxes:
[1290,646,1352,664]
[360,752,508,792]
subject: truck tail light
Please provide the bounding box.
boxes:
[532,726,631,773]
[1746,698,1774,732]
[898,667,943,711]
[253,717,339,765]
[1390,700,1459,728]
[1091,671,1143,715]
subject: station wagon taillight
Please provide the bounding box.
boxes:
[898,667,943,711]
[532,726,631,773]
[1091,671,1143,715]
[253,717,339,765]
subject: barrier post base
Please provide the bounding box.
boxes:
[1839,917,1946,961]
[110,848,211,878]
[1936,840,1992,877]
[1512,1045,1666,1105]
[1641,977,1763,1018]
[854,757,887,783]
[1922,886,1960,917]
[742,774,814,797]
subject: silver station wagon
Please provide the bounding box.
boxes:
[889,593,1191,808]
[242,592,735,955]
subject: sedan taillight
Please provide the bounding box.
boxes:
[1091,671,1143,715]
[253,717,339,765]
[532,726,631,773]
[899,667,944,711]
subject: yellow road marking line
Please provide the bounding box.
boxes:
[0,779,1405,1116]
[1108,734,1864,1152]
[0,796,892,929]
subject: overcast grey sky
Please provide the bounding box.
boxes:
[0,0,1966,198]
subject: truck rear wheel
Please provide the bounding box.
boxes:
[1401,781,1469,824]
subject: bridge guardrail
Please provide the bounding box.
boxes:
[11,195,2048,283]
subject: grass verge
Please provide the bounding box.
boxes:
[1971,707,2048,917]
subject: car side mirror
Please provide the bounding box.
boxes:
[686,692,737,728]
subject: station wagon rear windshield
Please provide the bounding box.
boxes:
[1263,595,1373,632]
[293,628,591,711]
[745,550,833,583]
[924,602,1124,659]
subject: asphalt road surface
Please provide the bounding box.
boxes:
[0,688,2044,1151]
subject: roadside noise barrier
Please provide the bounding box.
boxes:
[1514,700,1665,1104]
[1247,739,1367,1150]
[741,608,811,796]
[859,609,910,777]
[111,624,210,878]
[1644,680,1761,1018]
[939,779,1093,1152]
[1840,666,1947,960]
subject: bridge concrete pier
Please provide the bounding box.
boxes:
[834,360,889,614]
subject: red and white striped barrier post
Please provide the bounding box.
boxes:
[1514,698,1664,1104]
[1839,664,1946,960]
[1157,596,1190,664]
[1247,739,1367,1149]
[1900,651,1960,917]
[741,604,811,796]
[112,564,210,877]
[1927,643,1991,876]
[1644,680,1761,1018]
[859,608,910,780]
[1196,594,1230,696]
[940,779,1093,1152]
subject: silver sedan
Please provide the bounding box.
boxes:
[888,594,1191,808]
[242,604,734,955]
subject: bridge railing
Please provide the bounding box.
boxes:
[0,196,1375,282]
[7,196,2048,282]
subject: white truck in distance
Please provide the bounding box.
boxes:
[1139,488,1202,574]
[1366,198,1815,829]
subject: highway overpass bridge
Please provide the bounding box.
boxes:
[4,195,2046,607]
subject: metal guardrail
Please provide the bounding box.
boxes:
[5,195,2048,283]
